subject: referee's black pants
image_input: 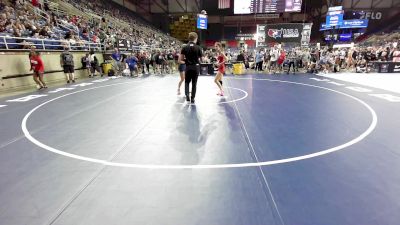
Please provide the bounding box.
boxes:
[185,67,199,100]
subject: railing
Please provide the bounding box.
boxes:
[0,36,103,51]
[57,19,79,34]
[28,2,50,20]
[0,36,170,52]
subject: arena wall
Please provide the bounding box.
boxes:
[0,52,104,93]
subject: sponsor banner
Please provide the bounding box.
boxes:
[326,14,343,27]
[327,10,344,16]
[264,23,312,44]
[236,33,255,41]
[375,62,400,73]
[256,25,267,47]
[340,19,369,29]
[116,39,128,49]
[391,63,400,73]
[197,14,208,30]
[115,39,147,50]
[320,19,369,30]
[339,33,352,42]
[320,23,330,31]
[301,23,312,46]
[328,6,343,12]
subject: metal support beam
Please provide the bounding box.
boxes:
[131,0,151,15]
[148,0,151,14]
[392,0,400,7]
[352,0,362,8]
[174,0,185,12]
[194,0,200,11]
[153,0,169,14]
[374,0,386,8]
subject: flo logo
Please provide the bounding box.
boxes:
[268,29,282,39]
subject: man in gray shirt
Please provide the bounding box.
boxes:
[60,47,75,83]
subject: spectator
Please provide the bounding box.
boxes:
[237,50,245,63]
[29,47,47,89]
[167,50,175,73]
[393,46,400,62]
[60,46,75,83]
[269,47,279,74]
[126,53,138,77]
[287,50,297,74]
[255,49,263,72]
[111,47,123,76]
[31,0,39,8]
[89,50,99,77]
[81,53,91,76]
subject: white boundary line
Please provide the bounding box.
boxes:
[226,79,285,225]
[21,78,378,169]
[173,87,248,105]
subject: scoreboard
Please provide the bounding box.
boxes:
[234,0,302,14]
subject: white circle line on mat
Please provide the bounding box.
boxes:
[173,86,248,105]
[22,78,378,169]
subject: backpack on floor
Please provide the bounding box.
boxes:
[108,69,115,76]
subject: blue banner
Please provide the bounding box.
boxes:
[197,14,208,30]
[326,14,344,27]
[340,19,369,29]
[320,19,369,31]
[320,23,330,31]
[339,33,352,41]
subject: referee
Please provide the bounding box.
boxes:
[179,32,203,104]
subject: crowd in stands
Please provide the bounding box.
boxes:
[97,36,400,77]
[0,0,63,47]
[225,40,400,74]
[0,0,181,51]
[65,0,180,49]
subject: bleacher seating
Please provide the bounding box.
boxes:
[0,0,181,51]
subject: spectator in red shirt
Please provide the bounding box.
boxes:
[29,48,47,89]
[71,15,77,25]
[277,49,286,73]
[92,34,98,43]
[31,0,39,7]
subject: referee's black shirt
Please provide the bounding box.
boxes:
[181,42,202,66]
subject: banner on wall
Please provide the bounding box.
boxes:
[301,23,312,46]
[256,25,266,47]
[115,39,143,50]
[116,39,128,49]
[235,33,255,40]
[263,23,312,44]
[197,14,208,30]
[320,19,369,31]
